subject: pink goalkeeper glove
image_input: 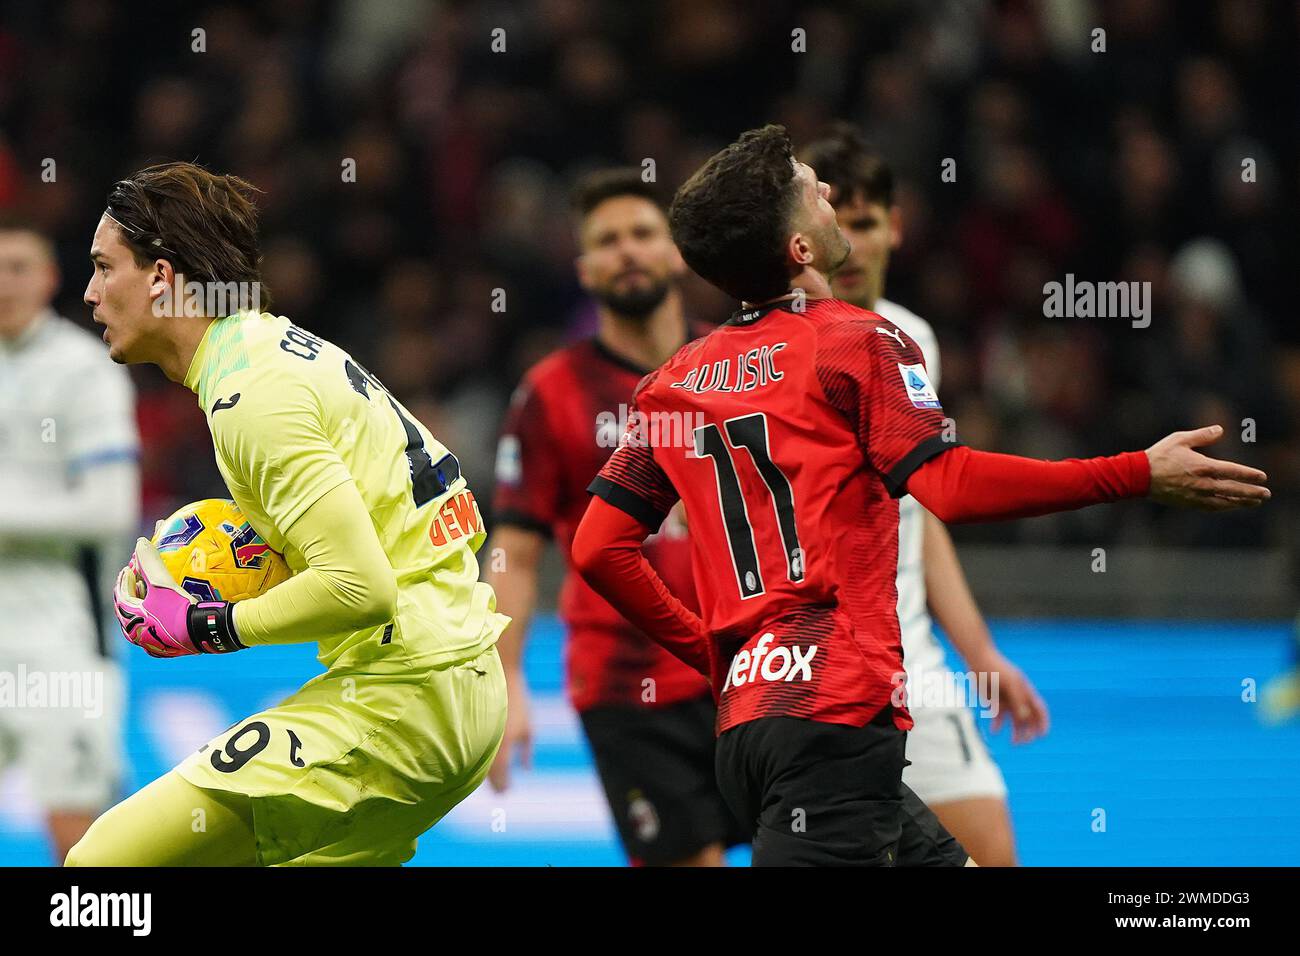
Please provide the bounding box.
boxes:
[113,538,245,657]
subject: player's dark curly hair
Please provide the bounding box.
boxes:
[572,167,667,218]
[668,124,799,303]
[105,162,263,287]
[801,123,895,209]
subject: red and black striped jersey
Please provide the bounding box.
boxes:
[589,298,953,731]
[494,337,710,711]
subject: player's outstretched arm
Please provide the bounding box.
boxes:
[572,496,715,682]
[905,425,1268,524]
[922,512,1048,743]
[483,525,545,792]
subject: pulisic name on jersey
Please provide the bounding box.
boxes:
[668,342,786,394]
[594,343,790,451]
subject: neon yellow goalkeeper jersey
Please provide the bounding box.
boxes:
[182,310,506,671]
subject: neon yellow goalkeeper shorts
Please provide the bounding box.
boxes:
[174,644,506,866]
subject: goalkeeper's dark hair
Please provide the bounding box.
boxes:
[800,123,895,209]
[571,167,667,219]
[668,124,799,303]
[104,162,263,288]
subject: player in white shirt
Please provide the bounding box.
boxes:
[804,128,1049,865]
[0,218,139,861]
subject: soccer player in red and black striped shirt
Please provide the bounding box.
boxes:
[485,169,747,865]
[571,126,1270,866]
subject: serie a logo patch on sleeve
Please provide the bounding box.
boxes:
[494,434,522,484]
[897,363,941,409]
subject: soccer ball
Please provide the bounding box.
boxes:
[151,499,292,603]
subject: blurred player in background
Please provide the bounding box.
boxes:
[66,163,508,866]
[487,169,747,866]
[801,126,1047,866]
[0,216,138,861]
[572,125,1270,865]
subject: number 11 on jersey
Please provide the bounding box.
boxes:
[692,412,804,600]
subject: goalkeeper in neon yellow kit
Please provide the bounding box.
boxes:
[66,163,508,866]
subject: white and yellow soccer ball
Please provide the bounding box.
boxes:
[151,499,292,603]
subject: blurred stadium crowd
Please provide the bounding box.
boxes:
[1,0,1296,550]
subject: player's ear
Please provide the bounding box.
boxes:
[149,258,176,298]
[41,257,60,302]
[888,205,903,251]
[147,260,173,313]
[574,252,593,291]
[667,241,686,276]
[787,231,814,268]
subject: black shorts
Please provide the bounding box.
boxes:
[714,707,969,866]
[580,695,751,865]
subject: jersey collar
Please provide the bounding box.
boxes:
[183,318,220,395]
[725,295,828,326]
